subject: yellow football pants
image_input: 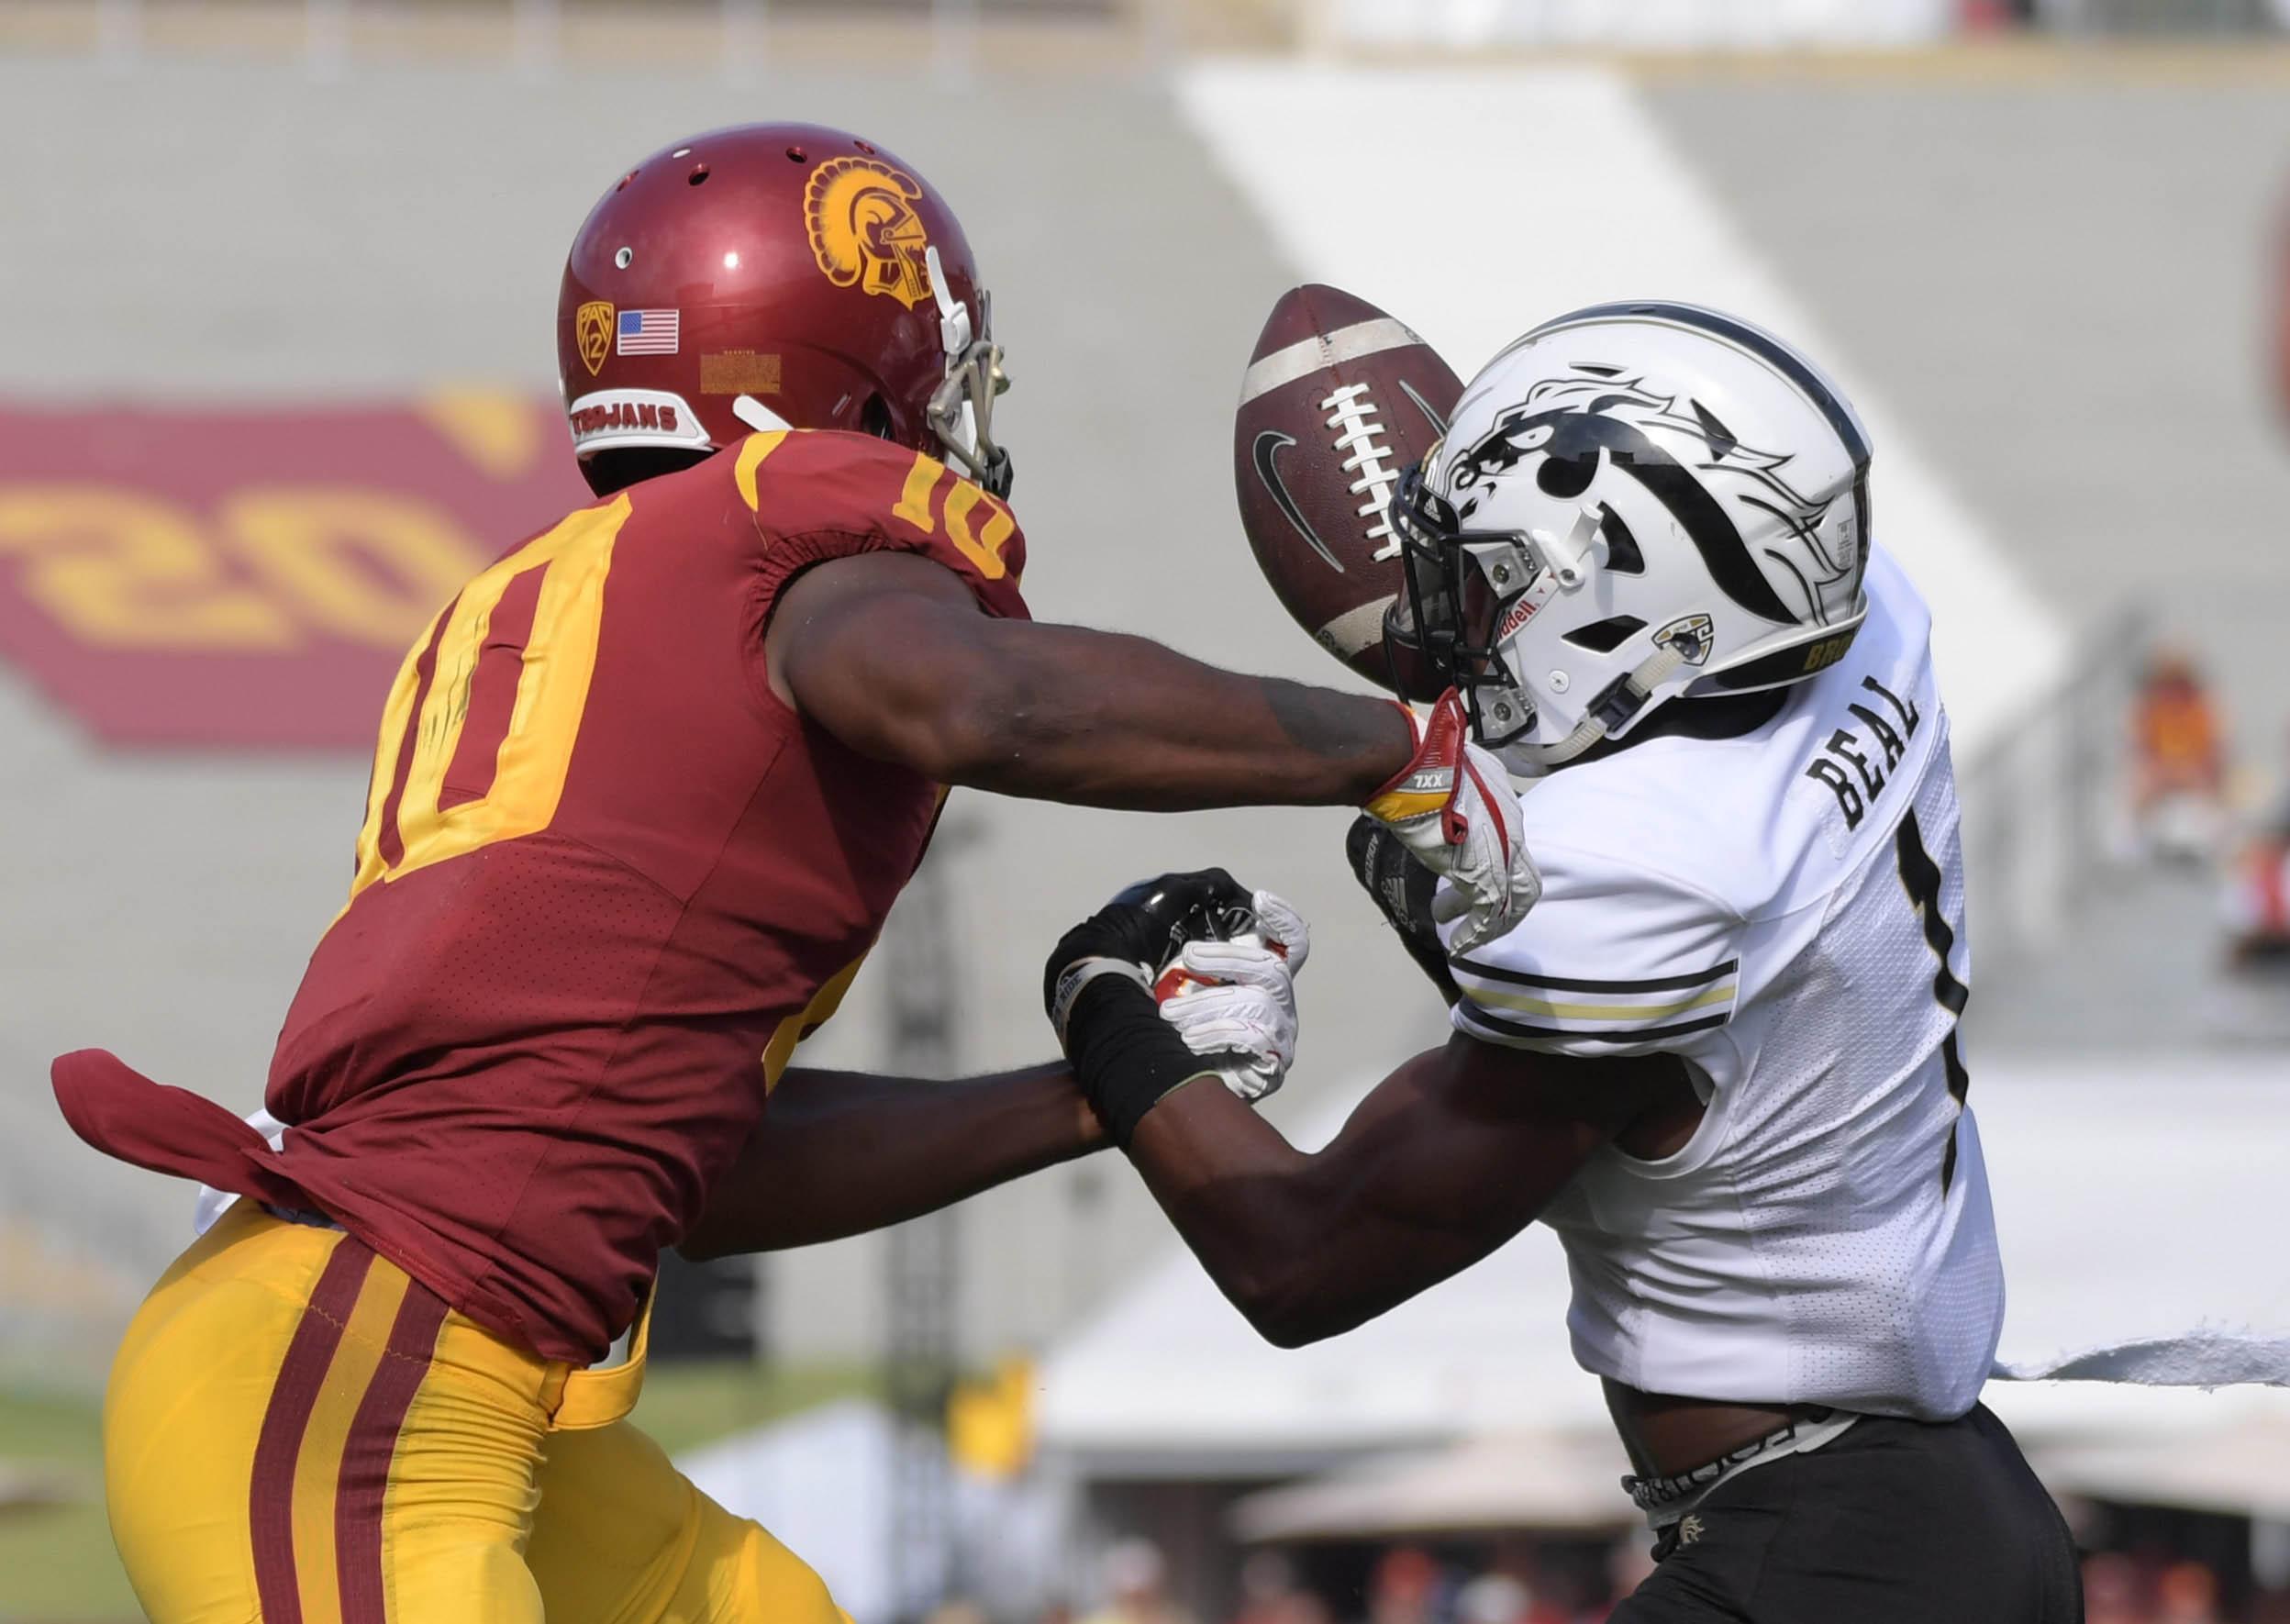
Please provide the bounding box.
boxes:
[104,1204,850,1624]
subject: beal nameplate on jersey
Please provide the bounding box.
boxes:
[1802,674,1922,831]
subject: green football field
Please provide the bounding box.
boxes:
[0,1363,876,1622]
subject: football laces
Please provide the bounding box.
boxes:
[1323,382,1404,561]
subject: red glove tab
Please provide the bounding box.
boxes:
[1367,690,1478,846]
[1357,691,1539,954]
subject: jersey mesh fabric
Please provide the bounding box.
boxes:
[1450,551,2004,1418]
[1724,762,2002,1415]
[254,431,1030,1363]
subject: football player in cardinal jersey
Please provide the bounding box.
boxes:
[1047,306,2084,1623]
[51,123,1535,1624]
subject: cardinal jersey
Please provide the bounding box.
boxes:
[1440,548,2003,1420]
[242,429,1026,1363]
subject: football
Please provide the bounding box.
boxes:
[1145,890,1273,1005]
[1232,284,1463,686]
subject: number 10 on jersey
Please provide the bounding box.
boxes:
[346,496,629,907]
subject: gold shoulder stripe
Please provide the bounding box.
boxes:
[735,430,790,512]
[1460,982,1736,1025]
[761,952,870,1090]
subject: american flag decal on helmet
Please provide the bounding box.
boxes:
[616,309,680,357]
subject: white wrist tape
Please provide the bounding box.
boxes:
[1049,956,1151,1050]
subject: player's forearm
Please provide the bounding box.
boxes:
[1050,947,1437,1347]
[939,620,1415,811]
[679,1062,1104,1258]
[1122,1073,1486,1350]
[1121,1086,1357,1347]
[1121,1042,1599,1348]
[774,556,1413,807]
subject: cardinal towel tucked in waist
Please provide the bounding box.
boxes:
[51,1048,313,1212]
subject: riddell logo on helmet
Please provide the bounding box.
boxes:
[575,301,614,377]
[804,156,933,310]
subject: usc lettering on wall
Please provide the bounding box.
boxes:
[0,395,591,748]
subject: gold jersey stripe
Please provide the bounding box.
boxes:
[1459,981,1737,1025]
[735,430,790,512]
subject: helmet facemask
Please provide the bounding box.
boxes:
[1387,458,1690,776]
[923,245,1013,498]
[1382,301,1890,775]
[1389,462,1539,749]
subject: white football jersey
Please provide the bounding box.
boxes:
[1440,547,2004,1420]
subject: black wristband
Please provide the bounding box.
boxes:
[1062,973,1214,1149]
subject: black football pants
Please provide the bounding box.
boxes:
[1612,1404,2084,1624]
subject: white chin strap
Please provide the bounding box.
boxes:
[928,245,981,457]
[1516,644,1688,773]
[730,395,794,436]
[922,243,1012,496]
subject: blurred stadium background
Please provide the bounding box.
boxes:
[6,0,2290,1619]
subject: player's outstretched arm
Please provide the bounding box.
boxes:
[767,551,1413,810]
[1044,878,1683,1348]
[1132,1036,1664,1347]
[679,1061,1103,1258]
[772,553,1538,951]
[683,899,1295,1260]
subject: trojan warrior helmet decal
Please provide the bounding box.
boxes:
[805,156,934,310]
[575,301,615,377]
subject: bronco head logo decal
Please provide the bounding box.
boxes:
[1450,369,1851,630]
[575,301,614,377]
[805,156,933,310]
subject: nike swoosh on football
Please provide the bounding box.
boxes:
[1252,429,1346,574]
[1398,377,1450,436]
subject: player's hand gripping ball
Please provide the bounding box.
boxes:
[1152,889,1309,1104]
[1045,870,1310,1119]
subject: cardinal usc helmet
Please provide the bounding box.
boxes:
[1388,302,1873,775]
[558,122,1010,498]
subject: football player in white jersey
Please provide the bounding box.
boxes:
[1045,304,2084,1622]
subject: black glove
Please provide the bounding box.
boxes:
[1050,869,1257,984]
[1344,814,1462,1007]
[1044,869,1252,1148]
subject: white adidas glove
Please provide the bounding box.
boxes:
[1362,690,1540,954]
[1155,890,1309,1104]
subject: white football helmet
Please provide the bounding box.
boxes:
[1387,302,1873,774]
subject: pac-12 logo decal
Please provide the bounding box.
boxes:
[575,301,615,377]
[805,156,933,309]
